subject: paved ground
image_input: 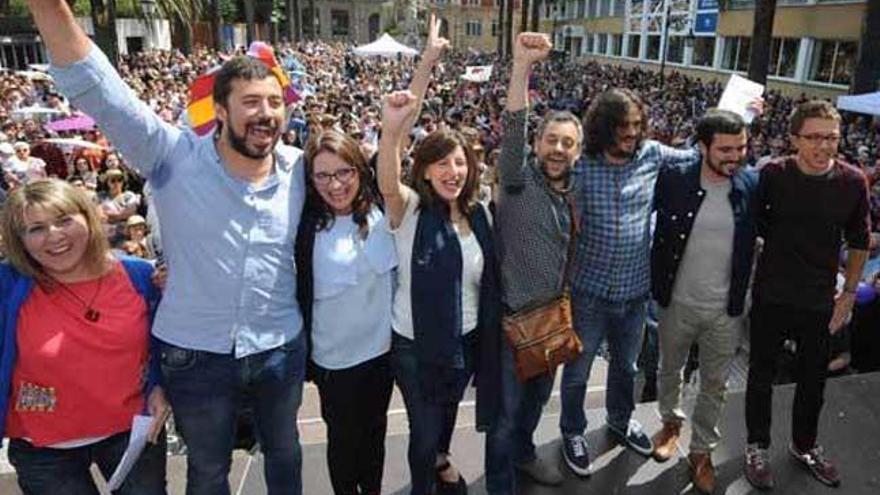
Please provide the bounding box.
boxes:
[13,352,880,495]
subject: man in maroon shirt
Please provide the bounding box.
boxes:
[744,100,870,490]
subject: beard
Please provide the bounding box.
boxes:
[708,157,744,177]
[226,118,281,160]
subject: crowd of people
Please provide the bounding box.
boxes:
[2,1,880,495]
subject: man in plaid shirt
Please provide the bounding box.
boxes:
[560,88,698,475]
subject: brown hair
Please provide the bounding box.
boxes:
[1,179,110,281]
[410,128,480,218]
[583,88,648,155]
[789,100,841,136]
[304,129,376,237]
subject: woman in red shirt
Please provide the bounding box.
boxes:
[0,179,169,495]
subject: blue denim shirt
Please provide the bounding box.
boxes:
[571,140,698,302]
[50,43,306,358]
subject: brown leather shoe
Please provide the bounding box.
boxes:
[651,421,681,462]
[689,452,716,494]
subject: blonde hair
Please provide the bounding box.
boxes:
[1,179,110,280]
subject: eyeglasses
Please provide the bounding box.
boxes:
[312,167,357,186]
[796,134,841,145]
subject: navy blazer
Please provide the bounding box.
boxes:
[651,160,759,316]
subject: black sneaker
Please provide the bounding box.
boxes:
[607,418,653,456]
[561,434,592,477]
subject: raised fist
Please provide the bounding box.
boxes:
[381,91,419,137]
[513,32,552,66]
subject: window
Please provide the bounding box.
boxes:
[599,0,611,17]
[578,0,587,17]
[586,0,595,17]
[612,0,625,16]
[331,10,349,36]
[665,36,684,64]
[586,35,595,53]
[597,33,608,55]
[768,38,798,79]
[646,34,661,60]
[692,37,714,67]
[722,36,750,71]
[809,40,857,86]
[610,34,623,56]
[491,21,498,37]
[466,21,483,37]
[627,34,641,58]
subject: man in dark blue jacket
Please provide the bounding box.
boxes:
[649,109,758,494]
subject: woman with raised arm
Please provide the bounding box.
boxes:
[377,75,502,495]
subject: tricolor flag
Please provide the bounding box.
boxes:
[460,65,494,83]
[187,41,301,136]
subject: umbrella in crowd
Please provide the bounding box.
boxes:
[44,114,97,132]
[40,137,107,151]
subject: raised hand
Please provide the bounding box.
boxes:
[513,32,552,67]
[423,13,450,66]
[381,90,419,138]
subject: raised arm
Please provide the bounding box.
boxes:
[399,14,449,151]
[27,0,90,65]
[499,32,552,191]
[378,91,420,229]
[28,0,180,179]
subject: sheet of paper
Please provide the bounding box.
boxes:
[717,74,765,124]
[106,415,154,491]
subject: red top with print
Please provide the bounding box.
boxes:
[5,262,149,446]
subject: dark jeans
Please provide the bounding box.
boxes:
[745,301,831,450]
[159,335,306,495]
[391,333,476,495]
[313,353,394,495]
[560,292,648,436]
[484,341,555,495]
[8,430,167,495]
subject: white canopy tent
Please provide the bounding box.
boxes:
[837,92,880,116]
[353,33,418,58]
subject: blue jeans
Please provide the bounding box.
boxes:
[485,341,555,495]
[159,335,306,495]
[8,431,167,495]
[391,333,475,495]
[560,291,648,436]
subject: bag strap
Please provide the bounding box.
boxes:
[559,192,579,293]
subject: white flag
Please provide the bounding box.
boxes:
[461,65,494,83]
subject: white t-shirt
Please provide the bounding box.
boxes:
[390,187,486,339]
[312,207,397,369]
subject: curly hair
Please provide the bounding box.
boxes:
[583,88,648,156]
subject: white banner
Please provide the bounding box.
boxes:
[461,65,493,83]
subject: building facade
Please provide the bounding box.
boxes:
[302,0,398,44]
[539,0,868,98]
[427,0,522,53]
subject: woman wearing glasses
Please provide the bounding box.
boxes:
[295,129,397,495]
[0,179,169,494]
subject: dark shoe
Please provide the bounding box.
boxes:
[788,442,841,488]
[516,456,564,486]
[561,434,591,477]
[688,452,716,494]
[607,418,653,456]
[744,443,774,490]
[651,420,681,462]
[435,461,468,495]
